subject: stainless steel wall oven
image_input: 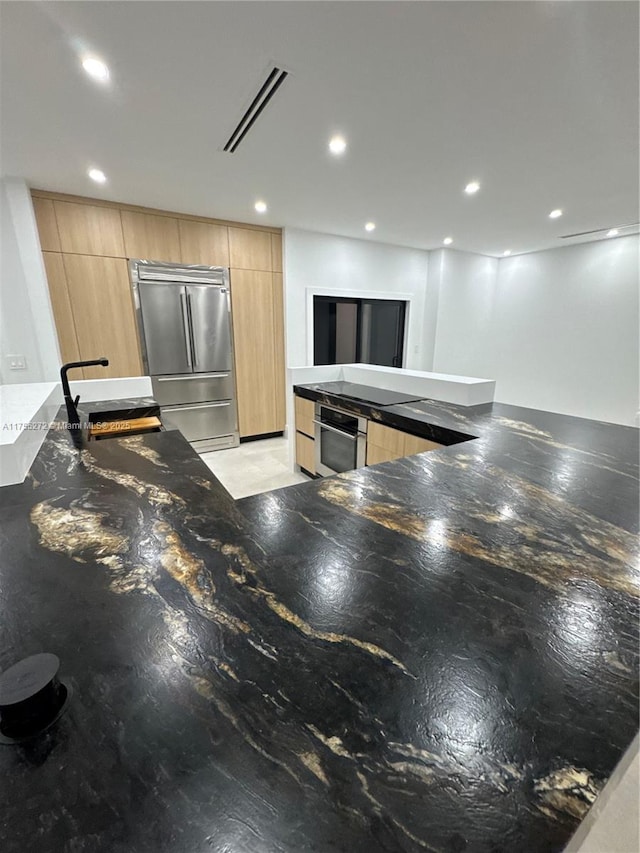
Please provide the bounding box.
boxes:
[314,402,367,476]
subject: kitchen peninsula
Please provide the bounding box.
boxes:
[0,390,638,853]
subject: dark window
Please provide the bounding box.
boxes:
[313,296,406,367]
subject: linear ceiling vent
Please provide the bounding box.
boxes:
[223,67,289,153]
[559,222,640,239]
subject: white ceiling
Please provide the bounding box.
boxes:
[1,1,638,256]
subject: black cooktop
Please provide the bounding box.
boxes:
[308,381,425,407]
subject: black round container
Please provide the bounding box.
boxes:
[0,653,71,744]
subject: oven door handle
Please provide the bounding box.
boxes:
[313,419,358,440]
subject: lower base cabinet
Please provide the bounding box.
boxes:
[366,421,442,466]
[296,431,315,474]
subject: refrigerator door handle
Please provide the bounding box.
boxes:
[156,372,230,382]
[187,292,198,369]
[168,401,231,413]
[179,290,193,368]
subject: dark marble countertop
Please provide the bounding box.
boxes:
[0,393,638,853]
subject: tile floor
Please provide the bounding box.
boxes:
[199,436,311,499]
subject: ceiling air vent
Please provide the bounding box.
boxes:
[559,222,639,239]
[223,67,289,153]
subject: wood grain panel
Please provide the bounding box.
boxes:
[230,269,277,436]
[32,198,60,252]
[42,252,81,367]
[89,416,161,438]
[271,232,283,273]
[272,273,286,430]
[54,201,125,256]
[295,395,315,439]
[228,227,272,271]
[121,210,181,262]
[366,442,401,466]
[296,431,315,474]
[32,189,280,233]
[62,254,142,379]
[367,421,406,457]
[404,433,443,456]
[178,219,229,266]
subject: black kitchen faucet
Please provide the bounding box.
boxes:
[60,359,109,428]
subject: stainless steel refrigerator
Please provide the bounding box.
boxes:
[130,260,239,452]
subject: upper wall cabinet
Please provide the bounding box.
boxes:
[62,254,142,379]
[32,198,60,252]
[178,219,229,267]
[228,227,272,271]
[54,201,125,257]
[271,233,283,273]
[121,210,181,262]
[42,252,80,366]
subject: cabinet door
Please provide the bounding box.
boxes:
[62,255,142,378]
[138,283,191,376]
[178,219,229,266]
[230,269,277,436]
[271,232,283,273]
[404,433,443,456]
[295,395,315,439]
[42,252,81,366]
[32,198,61,252]
[228,227,272,271]
[54,201,125,256]
[366,442,399,466]
[272,272,285,430]
[296,432,315,474]
[121,210,181,262]
[367,422,406,458]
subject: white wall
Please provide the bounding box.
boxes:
[0,177,60,384]
[283,228,431,370]
[432,238,639,426]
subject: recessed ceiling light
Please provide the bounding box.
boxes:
[328,135,347,155]
[443,237,453,246]
[464,181,480,195]
[549,208,563,219]
[82,56,109,81]
[254,200,267,213]
[503,250,511,256]
[606,228,619,237]
[88,168,107,184]
[365,222,376,232]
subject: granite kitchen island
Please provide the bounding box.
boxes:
[0,394,638,853]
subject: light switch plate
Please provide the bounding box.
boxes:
[6,354,27,370]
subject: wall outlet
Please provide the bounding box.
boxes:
[6,354,27,370]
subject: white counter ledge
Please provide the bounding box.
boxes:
[0,376,152,487]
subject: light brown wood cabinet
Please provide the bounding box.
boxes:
[62,255,142,379]
[32,198,60,252]
[272,273,286,429]
[296,431,315,475]
[178,219,229,266]
[230,269,279,436]
[42,252,81,366]
[271,233,283,273]
[366,442,400,467]
[32,192,284,413]
[367,421,443,466]
[55,201,125,257]
[404,432,443,456]
[121,210,181,262]
[228,227,272,271]
[295,395,315,438]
